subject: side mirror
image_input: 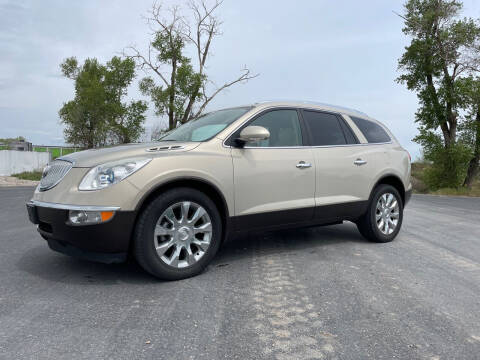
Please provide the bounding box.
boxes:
[236,126,270,146]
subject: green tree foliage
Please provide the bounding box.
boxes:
[457,76,480,187]
[59,56,147,148]
[420,133,472,189]
[0,136,26,144]
[126,1,257,131]
[397,0,480,188]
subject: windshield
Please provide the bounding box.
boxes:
[160,107,252,142]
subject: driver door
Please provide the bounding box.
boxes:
[230,109,315,230]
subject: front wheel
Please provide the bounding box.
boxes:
[133,188,222,280]
[356,184,403,243]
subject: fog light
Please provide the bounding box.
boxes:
[68,210,115,225]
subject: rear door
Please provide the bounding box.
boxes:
[300,109,374,219]
[230,108,316,229]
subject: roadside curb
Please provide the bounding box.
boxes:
[413,193,480,199]
[0,176,39,187]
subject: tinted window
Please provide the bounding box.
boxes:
[350,116,391,143]
[247,110,303,147]
[302,111,347,146]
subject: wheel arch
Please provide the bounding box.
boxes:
[371,174,406,205]
[133,177,230,243]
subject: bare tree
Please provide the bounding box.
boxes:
[150,122,169,141]
[125,0,258,130]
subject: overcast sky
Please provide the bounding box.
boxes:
[1,0,480,158]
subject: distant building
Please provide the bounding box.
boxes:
[9,139,33,151]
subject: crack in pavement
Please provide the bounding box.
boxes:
[249,238,337,360]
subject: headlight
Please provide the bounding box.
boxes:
[79,158,151,191]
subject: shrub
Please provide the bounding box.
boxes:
[422,142,472,190]
[11,171,43,181]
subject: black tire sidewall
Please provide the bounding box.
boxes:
[368,184,404,243]
[134,187,222,280]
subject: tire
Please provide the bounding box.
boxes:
[133,187,222,280]
[356,184,403,243]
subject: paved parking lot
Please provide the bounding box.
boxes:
[1,186,479,359]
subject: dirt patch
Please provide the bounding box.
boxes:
[0,176,39,187]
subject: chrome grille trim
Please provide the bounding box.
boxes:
[28,200,120,211]
[39,159,74,192]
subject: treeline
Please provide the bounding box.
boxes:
[398,0,480,189]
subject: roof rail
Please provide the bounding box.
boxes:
[254,100,369,117]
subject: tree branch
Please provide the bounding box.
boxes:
[193,68,259,118]
[130,0,257,128]
[123,45,170,87]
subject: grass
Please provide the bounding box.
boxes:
[33,147,79,159]
[431,184,480,197]
[411,162,480,197]
[10,171,43,181]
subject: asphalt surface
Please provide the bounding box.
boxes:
[1,186,479,360]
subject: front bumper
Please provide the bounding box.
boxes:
[26,201,136,263]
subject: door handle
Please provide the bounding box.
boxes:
[354,159,367,166]
[296,161,312,169]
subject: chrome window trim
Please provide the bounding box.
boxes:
[28,200,120,211]
[254,100,369,117]
[221,105,393,149]
[235,142,393,150]
[310,141,393,148]
[39,159,75,192]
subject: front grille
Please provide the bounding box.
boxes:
[39,160,73,191]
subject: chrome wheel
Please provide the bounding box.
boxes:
[153,201,212,269]
[375,193,400,235]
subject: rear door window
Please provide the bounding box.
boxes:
[302,110,347,146]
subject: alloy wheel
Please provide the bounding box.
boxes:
[375,193,400,235]
[153,201,212,268]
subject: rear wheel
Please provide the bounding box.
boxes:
[134,188,222,280]
[356,184,403,243]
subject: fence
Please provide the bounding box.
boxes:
[33,145,81,159]
[0,150,51,176]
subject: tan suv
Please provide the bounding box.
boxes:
[26,101,412,280]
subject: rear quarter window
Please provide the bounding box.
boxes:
[350,116,391,143]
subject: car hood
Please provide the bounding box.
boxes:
[58,142,200,167]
